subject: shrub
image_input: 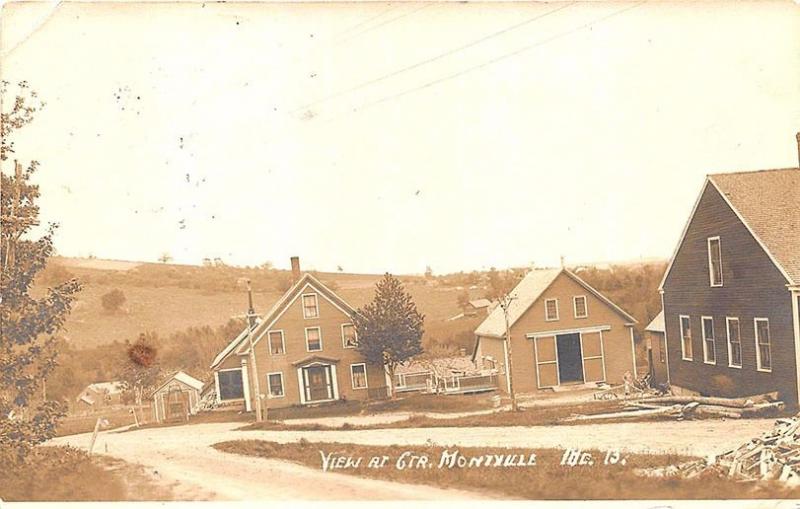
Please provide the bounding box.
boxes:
[101,289,126,313]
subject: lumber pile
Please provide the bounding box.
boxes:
[643,415,800,485]
[629,393,783,419]
[567,392,784,423]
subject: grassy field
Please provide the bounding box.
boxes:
[43,257,468,348]
[55,406,149,436]
[212,440,800,499]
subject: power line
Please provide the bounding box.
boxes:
[329,4,402,42]
[323,1,645,122]
[291,2,575,114]
[333,3,434,47]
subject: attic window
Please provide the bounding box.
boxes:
[545,298,559,321]
[573,296,588,319]
[707,237,723,287]
[302,294,319,319]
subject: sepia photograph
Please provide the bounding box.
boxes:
[1,0,799,504]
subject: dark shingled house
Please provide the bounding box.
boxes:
[659,168,800,405]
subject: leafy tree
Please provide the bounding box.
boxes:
[120,333,161,407]
[351,274,424,399]
[101,288,126,313]
[158,252,172,264]
[0,81,81,460]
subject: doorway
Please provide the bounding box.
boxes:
[303,365,334,402]
[556,333,584,384]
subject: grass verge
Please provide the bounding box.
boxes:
[212,439,800,499]
[0,446,126,501]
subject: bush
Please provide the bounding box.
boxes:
[101,289,126,313]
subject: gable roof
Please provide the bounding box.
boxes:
[152,371,204,395]
[709,168,800,285]
[660,168,800,290]
[210,273,356,369]
[645,310,665,333]
[474,268,637,338]
[468,299,492,309]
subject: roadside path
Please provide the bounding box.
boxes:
[50,417,777,500]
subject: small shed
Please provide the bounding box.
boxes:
[645,310,667,386]
[151,371,205,423]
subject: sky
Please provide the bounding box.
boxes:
[2,1,799,275]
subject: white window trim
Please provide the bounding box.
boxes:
[754,317,772,373]
[350,363,368,390]
[707,236,723,287]
[573,295,588,319]
[305,326,323,352]
[266,371,285,398]
[341,323,357,349]
[726,317,742,369]
[302,293,320,319]
[544,298,559,322]
[701,316,716,365]
[679,314,693,361]
[267,330,285,356]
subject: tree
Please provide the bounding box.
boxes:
[120,332,161,407]
[1,81,82,460]
[424,265,433,279]
[351,274,424,399]
[158,252,172,264]
[101,288,126,313]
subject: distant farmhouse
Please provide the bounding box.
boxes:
[210,257,386,411]
[473,267,638,393]
[75,381,125,410]
[659,168,800,405]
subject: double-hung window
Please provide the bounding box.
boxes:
[545,299,559,321]
[573,296,588,319]
[708,237,723,287]
[680,315,693,361]
[305,327,322,352]
[350,363,368,390]
[726,317,741,368]
[755,318,771,372]
[302,294,319,319]
[701,316,716,364]
[267,372,284,398]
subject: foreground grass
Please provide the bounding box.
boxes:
[0,447,126,501]
[118,409,252,433]
[213,440,800,499]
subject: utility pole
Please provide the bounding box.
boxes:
[498,293,519,412]
[239,278,263,422]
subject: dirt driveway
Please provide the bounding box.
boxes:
[50,418,776,500]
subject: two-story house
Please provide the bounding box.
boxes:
[659,168,800,405]
[210,258,386,411]
[472,267,638,393]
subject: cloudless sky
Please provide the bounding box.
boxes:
[2,1,799,274]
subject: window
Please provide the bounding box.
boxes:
[305,327,322,352]
[267,372,284,398]
[755,318,771,372]
[302,294,319,319]
[217,369,244,400]
[701,316,716,364]
[573,296,588,319]
[545,298,559,321]
[726,317,742,368]
[268,330,285,355]
[680,315,693,361]
[350,363,368,390]
[708,237,723,287]
[658,336,666,363]
[342,324,357,348]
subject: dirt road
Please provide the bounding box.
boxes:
[51,418,776,500]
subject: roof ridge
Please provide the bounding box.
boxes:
[708,167,799,177]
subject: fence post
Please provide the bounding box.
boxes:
[87,417,102,456]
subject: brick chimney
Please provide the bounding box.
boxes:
[290,256,301,283]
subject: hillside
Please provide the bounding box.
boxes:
[40,257,467,349]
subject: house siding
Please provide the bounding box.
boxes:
[662,182,797,403]
[227,282,385,410]
[477,272,634,393]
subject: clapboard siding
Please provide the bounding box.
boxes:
[662,181,796,403]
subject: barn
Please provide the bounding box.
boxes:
[151,371,205,423]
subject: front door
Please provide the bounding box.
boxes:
[303,365,333,402]
[556,333,584,384]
